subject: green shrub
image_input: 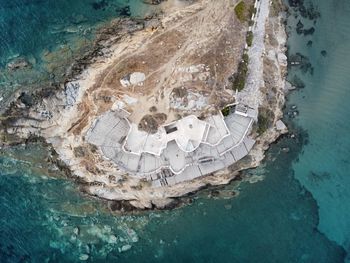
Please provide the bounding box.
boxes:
[232,53,249,91]
[234,1,246,22]
[257,114,269,134]
[257,108,274,134]
[221,106,230,117]
[242,53,249,62]
[246,31,253,46]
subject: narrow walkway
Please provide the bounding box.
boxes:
[237,0,270,118]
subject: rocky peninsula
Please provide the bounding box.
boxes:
[0,0,288,211]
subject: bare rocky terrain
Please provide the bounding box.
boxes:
[69,0,249,134]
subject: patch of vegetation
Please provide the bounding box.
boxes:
[246,31,253,47]
[232,53,249,91]
[234,1,246,22]
[221,106,231,117]
[235,1,257,23]
[171,86,188,98]
[257,107,274,134]
[257,114,269,135]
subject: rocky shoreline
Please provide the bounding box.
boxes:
[0,14,161,113]
[0,0,289,212]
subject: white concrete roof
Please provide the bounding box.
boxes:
[86,106,256,185]
[205,115,231,145]
[123,115,209,156]
[171,115,208,152]
[123,124,167,156]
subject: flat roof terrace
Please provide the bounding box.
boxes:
[85,106,255,183]
[123,115,209,156]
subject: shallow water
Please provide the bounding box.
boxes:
[286,0,350,259]
[1,0,350,262]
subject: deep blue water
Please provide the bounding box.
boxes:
[1,0,350,262]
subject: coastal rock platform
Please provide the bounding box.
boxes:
[0,0,288,210]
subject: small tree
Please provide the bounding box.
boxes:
[235,1,246,22]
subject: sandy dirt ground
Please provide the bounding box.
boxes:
[68,0,248,135]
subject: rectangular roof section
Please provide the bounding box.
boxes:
[123,115,209,156]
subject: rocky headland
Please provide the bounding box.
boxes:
[0,0,289,211]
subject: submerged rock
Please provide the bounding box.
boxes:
[282,147,290,153]
[290,75,305,89]
[7,58,31,71]
[289,52,313,75]
[73,227,80,236]
[142,0,165,5]
[296,20,304,34]
[224,204,232,210]
[288,0,303,8]
[127,229,139,243]
[303,27,315,36]
[117,6,131,17]
[91,0,108,10]
[79,254,89,261]
[289,0,320,20]
[108,235,118,244]
[118,244,132,252]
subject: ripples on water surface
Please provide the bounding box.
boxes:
[287,0,350,259]
[1,0,350,262]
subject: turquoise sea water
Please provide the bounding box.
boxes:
[1,0,350,262]
[286,0,350,260]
